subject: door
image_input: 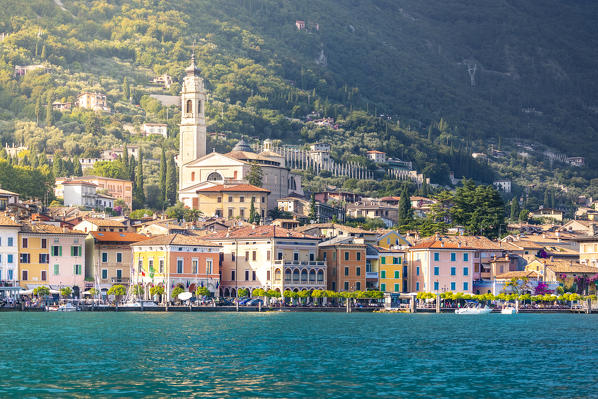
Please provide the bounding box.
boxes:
[116,269,122,282]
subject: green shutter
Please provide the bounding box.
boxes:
[381,257,386,265]
[70,246,74,256]
[54,264,59,275]
[380,283,386,292]
[59,246,62,256]
[79,246,82,256]
[381,270,386,279]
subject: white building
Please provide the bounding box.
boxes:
[493,179,512,193]
[142,123,168,138]
[367,150,387,163]
[63,180,98,208]
[77,92,110,113]
[566,157,585,167]
[0,216,21,292]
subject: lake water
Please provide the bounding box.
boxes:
[1,312,597,398]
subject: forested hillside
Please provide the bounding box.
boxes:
[0,0,596,202]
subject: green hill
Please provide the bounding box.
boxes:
[0,0,597,200]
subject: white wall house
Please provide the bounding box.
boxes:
[0,217,20,289]
[63,181,97,208]
[142,123,168,138]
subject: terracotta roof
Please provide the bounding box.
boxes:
[0,216,20,227]
[197,184,270,193]
[545,262,598,274]
[131,234,221,247]
[82,175,131,183]
[294,223,376,235]
[62,180,97,186]
[411,235,503,250]
[495,270,541,279]
[90,231,149,243]
[206,225,318,240]
[20,223,84,234]
[82,218,126,227]
[367,150,385,154]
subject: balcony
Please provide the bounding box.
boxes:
[366,272,378,279]
[274,260,326,267]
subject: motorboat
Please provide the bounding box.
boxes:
[501,306,517,314]
[455,302,492,314]
[57,302,78,312]
[124,300,158,308]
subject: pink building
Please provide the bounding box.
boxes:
[408,235,476,294]
[47,230,87,296]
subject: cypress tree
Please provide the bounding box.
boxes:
[510,197,520,221]
[166,155,177,206]
[45,92,53,127]
[134,152,145,207]
[159,146,167,201]
[35,96,42,125]
[249,197,256,223]
[123,145,129,170]
[398,184,413,227]
[308,195,317,221]
[123,77,130,101]
[543,189,550,208]
[73,157,82,176]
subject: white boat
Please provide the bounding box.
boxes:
[501,306,517,314]
[123,300,158,308]
[455,302,492,314]
[57,302,78,312]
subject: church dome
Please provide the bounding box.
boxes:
[185,53,201,77]
[232,139,253,152]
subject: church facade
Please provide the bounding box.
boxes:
[177,56,303,216]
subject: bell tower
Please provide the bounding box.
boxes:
[179,52,207,166]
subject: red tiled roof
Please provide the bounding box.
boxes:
[90,231,149,242]
[412,235,503,250]
[82,218,126,227]
[62,180,97,186]
[197,184,270,193]
[205,225,318,240]
[131,233,221,247]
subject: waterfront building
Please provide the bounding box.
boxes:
[408,235,476,294]
[205,225,324,297]
[0,216,21,293]
[85,231,149,295]
[378,248,408,293]
[131,234,222,300]
[318,239,367,292]
[19,224,86,295]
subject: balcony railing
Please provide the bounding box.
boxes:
[274,260,326,267]
[0,280,19,287]
[110,277,130,284]
[366,272,378,279]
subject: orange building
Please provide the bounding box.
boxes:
[81,176,133,210]
[318,242,367,292]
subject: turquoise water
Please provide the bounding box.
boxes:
[1,312,597,398]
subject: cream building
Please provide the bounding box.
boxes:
[177,55,303,211]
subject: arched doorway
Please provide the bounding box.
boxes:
[72,286,80,299]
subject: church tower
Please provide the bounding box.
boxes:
[179,53,207,165]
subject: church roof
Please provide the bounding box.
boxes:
[185,53,200,76]
[197,184,270,193]
[232,139,253,152]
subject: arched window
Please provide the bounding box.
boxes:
[301,269,308,282]
[309,270,316,282]
[284,269,292,282]
[293,269,300,282]
[207,172,223,181]
[186,100,193,114]
[274,269,281,282]
[289,177,297,191]
[317,270,324,282]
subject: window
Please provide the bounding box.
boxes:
[394,271,400,279]
[381,283,386,292]
[356,267,361,276]
[344,282,349,290]
[101,269,108,279]
[266,251,271,261]
[217,197,222,203]
[101,252,108,263]
[344,252,349,261]
[53,264,59,275]
[344,267,349,276]
[463,282,469,291]
[252,271,256,281]
[451,282,456,291]
[434,266,439,276]
[252,251,256,261]
[356,252,361,261]
[239,196,245,203]
[71,246,82,257]
[231,270,236,281]
[434,281,439,291]
[206,258,213,274]
[450,253,456,262]
[7,254,12,264]
[433,252,439,261]
[262,196,265,203]
[39,254,48,263]
[192,259,198,274]
[245,251,249,261]
[393,257,398,264]
[138,257,143,273]
[186,99,192,113]
[416,267,420,276]
[41,239,47,249]
[277,252,283,260]
[239,208,245,219]
[22,238,28,248]
[228,196,233,203]
[463,267,469,276]
[22,270,28,281]
[322,252,327,260]
[74,264,82,275]
[245,270,249,280]
[116,253,122,263]
[416,282,420,291]
[7,270,12,281]
[398,257,402,264]
[403,265,408,278]
[159,259,165,274]
[450,267,456,276]
[41,270,47,281]
[310,253,315,261]
[51,246,62,256]
[463,253,469,262]
[394,283,400,292]
[381,257,386,265]
[381,270,386,278]
[228,208,234,218]
[356,282,361,290]
[177,259,183,274]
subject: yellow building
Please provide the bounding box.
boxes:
[376,230,411,249]
[195,184,270,221]
[378,249,407,293]
[577,236,598,266]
